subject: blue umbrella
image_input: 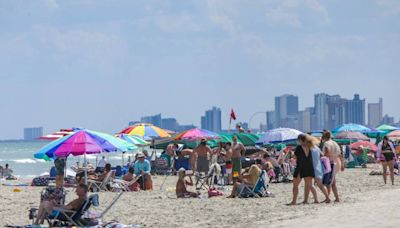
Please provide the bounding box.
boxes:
[333,123,381,134]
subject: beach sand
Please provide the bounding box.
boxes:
[1,166,399,227]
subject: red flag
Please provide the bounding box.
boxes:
[230,109,236,123]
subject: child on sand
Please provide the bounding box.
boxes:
[176,168,199,198]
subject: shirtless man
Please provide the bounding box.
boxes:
[224,142,233,184]
[193,138,212,173]
[232,136,245,180]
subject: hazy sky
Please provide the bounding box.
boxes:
[0,0,399,139]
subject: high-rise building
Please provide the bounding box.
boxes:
[128,121,140,126]
[24,127,43,140]
[381,114,395,125]
[368,98,383,127]
[201,107,222,132]
[161,118,179,131]
[314,93,329,131]
[343,94,365,125]
[298,107,314,133]
[141,114,162,127]
[275,94,298,128]
[266,111,275,129]
[314,93,346,131]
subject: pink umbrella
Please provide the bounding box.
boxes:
[39,129,74,140]
[175,128,220,141]
[350,141,378,152]
[387,130,400,140]
[335,131,369,141]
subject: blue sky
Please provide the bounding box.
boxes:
[0,0,399,139]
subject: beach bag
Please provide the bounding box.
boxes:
[32,177,49,187]
[208,188,224,197]
[320,156,331,174]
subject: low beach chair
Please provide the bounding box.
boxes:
[155,157,173,175]
[112,175,142,192]
[87,171,114,192]
[238,170,269,198]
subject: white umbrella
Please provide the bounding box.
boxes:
[257,128,303,145]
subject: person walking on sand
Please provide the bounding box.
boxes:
[288,134,315,205]
[377,136,396,185]
[231,135,245,182]
[321,131,344,202]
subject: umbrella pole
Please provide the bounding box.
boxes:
[84,153,88,185]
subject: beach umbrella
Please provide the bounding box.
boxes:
[116,134,149,146]
[387,130,400,140]
[39,129,74,140]
[333,123,375,133]
[377,124,399,133]
[175,128,219,141]
[119,123,171,140]
[335,131,369,141]
[350,141,378,152]
[257,128,303,145]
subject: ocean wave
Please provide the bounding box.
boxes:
[12,159,38,164]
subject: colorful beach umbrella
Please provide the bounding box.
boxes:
[350,141,378,152]
[257,128,303,145]
[117,134,149,146]
[119,123,171,140]
[175,128,219,141]
[335,131,369,141]
[34,129,136,160]
[376,124,399,133]
[387,130,400,140]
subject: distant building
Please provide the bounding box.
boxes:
[161,118,179,131]
[381,114,395,126]
[177,124,196,132]
[298,107,314,133]
[24,127,43,140]
[128,121,140,126]
[141,114,162,127]
[275,94,299,128]
[343,94,365,125]
[201,107,222,133]
[266,111,275,129]
[368,98,383,127]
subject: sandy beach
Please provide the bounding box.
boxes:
[1,166,399,228]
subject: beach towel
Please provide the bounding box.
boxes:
[320,156,331,174]
[311,147,323,180]
[322,162,334,186]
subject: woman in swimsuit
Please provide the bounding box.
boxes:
[176,168,199,198]
[288,134,315,205]
[377,136,396,185]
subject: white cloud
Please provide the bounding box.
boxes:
[265,8,302,28]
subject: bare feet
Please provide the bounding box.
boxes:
[323,198,331,204]
[286,202,297,206]
[302,201,309,205]
[226,195,235,198]
[313,200,319,204]
[334,199,340,203]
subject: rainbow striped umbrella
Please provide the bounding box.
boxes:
[117,134,149,146]
[119,123,171,140]
[34,129,137,160]
[175,128,219,141]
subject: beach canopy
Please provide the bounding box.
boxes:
[119,123,171,140]
[175,128,219,141]
[350,141,378,152]
[257,128,303,145]
[387,130,400,140]
[335,131,369,141]
[34,129,137,160]
[212,133,260,146]
[116,134,149,146]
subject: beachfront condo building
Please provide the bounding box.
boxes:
[201,107,222,133]
[368,98,383,127]
[23,127,43,140]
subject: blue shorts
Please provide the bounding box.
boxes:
[50,210,60,218]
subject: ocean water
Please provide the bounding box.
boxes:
[0,140,148,178]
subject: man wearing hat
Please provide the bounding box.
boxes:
[134,152,152,190]
[193,138,212,173]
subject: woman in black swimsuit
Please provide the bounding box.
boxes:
[378,136,396,185]
[288,134,315,205]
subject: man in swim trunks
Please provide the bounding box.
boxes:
[322,131,344,202]
[232,135,245,182]
[224,142,233,184]
[193,138,212,173]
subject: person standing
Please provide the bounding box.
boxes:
[231,135,245,181]
[224,142,233,184]
[288,134,315,205]
[97,156,107,173]
[321,131,344,202]
[54,157,66,188]
[377,136,396,185]
[193,138,212,174]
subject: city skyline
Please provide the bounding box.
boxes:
[1,1,399,139]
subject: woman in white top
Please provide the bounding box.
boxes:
[377,136,396,185]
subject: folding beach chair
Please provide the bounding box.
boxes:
[112,175,142,192]
[155,157,173,175]
[238,170,269,198]
[87,171,114,192]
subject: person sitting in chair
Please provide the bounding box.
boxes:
[3,163,16,180]
[34,183,88,225]
[176,168,199,198]
[227,164,261,198]
[134,152,152,190]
